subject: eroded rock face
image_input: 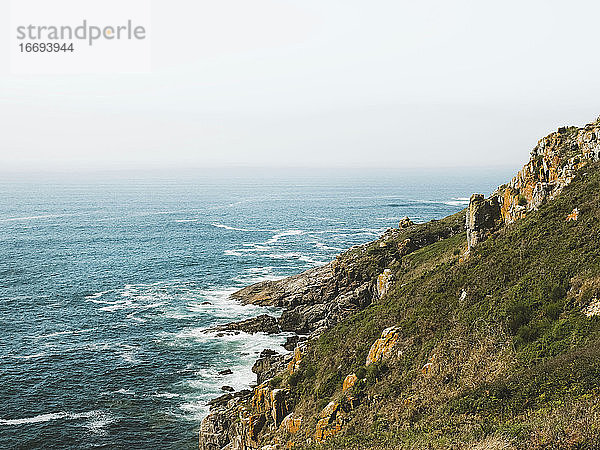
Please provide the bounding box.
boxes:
[287,347,302,374]
[281,414,302,434]
[270,389,288,426]
[466,194,501,250]
[252,350,285,385]
[366,326,401,366]
[376,269,393,298]
[496,119,600,225]
[314,401,347,442]
[464,119,600,251]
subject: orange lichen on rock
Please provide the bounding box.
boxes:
[246,413,266,442]
[566,208,579,221]
[281,413,302,434]
[314,402,346,442]
[287,347,302,374]
[252,383,272,413]
[495,121,599,225]
[366,326,401,366]
[342,373,358,392]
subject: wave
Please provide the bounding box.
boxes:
[211,223,273,232]
[265,229,304,245]
[314,242,345,251]
[0,410,112,427]
[444,197,470,206]
[154,392,180,399]
[266,252,326,266]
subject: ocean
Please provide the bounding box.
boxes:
[0,168,511,449]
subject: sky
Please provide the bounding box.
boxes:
[1,0,600,172]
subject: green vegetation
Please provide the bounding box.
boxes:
[285,162,600,448]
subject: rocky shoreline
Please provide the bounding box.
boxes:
[198,213,468,449]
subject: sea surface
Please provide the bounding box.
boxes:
[0,168,511,449]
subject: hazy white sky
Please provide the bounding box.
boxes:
[1,0,600,171]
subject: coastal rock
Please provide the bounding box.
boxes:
[199,411,233,450]
[281,413,302,434]
[287,347,302,374]
[366,326,401,366]
[342,373,358,392]
[314,401,347,442]
[270,389,288,426]
[466,194,501,250]
[283,335,299,351]
[252,351,285,385]
[208,314,281,335]
[376,268,393,298]
[494,119,600,225]
[399,216,414,229]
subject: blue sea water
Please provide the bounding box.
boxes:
[0,168,511,449]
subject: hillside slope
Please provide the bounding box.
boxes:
[199,117,600,449]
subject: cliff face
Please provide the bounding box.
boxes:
[498,119,600,224]
[199,117,600,450]
[466,117,600,250]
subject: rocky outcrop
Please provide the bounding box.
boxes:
[231,214,464,338]
[466,194,502,250]
[366,326,401,366]
[252,350,285,385]
[376,269,393,298]
[281,414,302,434]
[342,373,358,392]
[199,203,464,448]
[287,347,302,374]
[314,401,348,442]
[208,315,281,335]
[399,216,414,228]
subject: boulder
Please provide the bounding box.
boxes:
[399,216,414,228]
[252,350,284,384]
[366,326,401,366]
[314,401,347,442]
[342,373,358,392]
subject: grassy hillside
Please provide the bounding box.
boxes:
[279,162,600,448]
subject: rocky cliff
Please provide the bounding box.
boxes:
[466,117,600,249]
[199,117,600,449]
